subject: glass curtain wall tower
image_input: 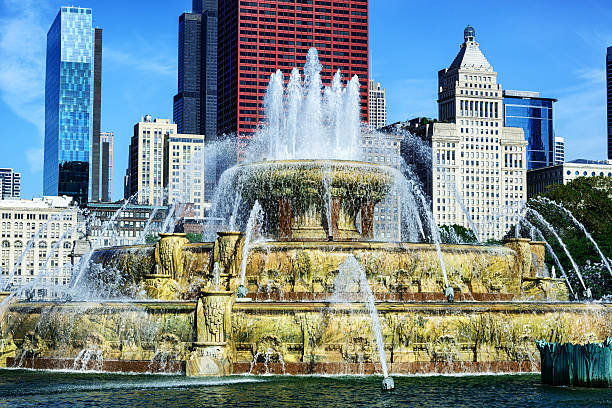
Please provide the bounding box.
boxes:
[502,90,556,170]
[44,7,101,205]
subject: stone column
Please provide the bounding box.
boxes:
[187,290,234,376]
[528,241,546,278]
[503,238,531,296]
[504,238,532,278]
[278,198,292,241]
[361,201,374,239]
[144,233,189,300]
[330,197,340,240]
[213,231,243,284]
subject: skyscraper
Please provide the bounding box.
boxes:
[403,26,527,241]
[43,7,102,206]
[174,1,217,138]
[607,46,612,160]
[0,168,21,199]
[125,116,175,206]
[99,131,114,202]
[91,28,104,202]
[174,1,218,200]
[368,79,387,130]
[217,0,369,160]
[502,90,556,170]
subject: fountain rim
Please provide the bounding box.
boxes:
[236,159,396,171]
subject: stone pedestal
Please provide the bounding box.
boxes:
[213,232,243,282]
[360,201,374,239]
[503,238,531,295]
[143,233,189,300]
[278,198,293,240]
[187,290,234,376]
[528,241,547,277]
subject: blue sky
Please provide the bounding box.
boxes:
[1,0,611,199]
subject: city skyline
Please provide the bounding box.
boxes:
[1,0,611,199]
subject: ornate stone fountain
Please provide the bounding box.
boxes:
[1,47,610,378]
[1,159,609,377]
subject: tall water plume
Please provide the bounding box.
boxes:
[251,48,362,162]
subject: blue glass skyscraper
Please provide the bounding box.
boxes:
[503,90,556,170]
[44,7,101,205]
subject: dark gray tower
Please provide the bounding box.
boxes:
[91,28,104,202]
[174,0,217,138]
[606,47,612,160]
[173,0,218,202]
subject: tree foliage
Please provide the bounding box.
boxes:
[439,224,478,244]
[525,177,612,299]
[185,233,204,243]
[144,234,159,244]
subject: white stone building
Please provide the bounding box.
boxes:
[0,196,80,298]
[368,79,387,131]
[527,159,612,197]
[401,26,527,241]
[125,116,177,205]
[125,115,207,215]
[361,131,402,240]
[0,168,21,200]
[164,134,207,217]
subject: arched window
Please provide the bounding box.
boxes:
[14,240,23,248]
[63,242,72,249]
[39,241,47,248]
[1,240,9,248]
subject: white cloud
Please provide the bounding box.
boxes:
[105,46,174,77]
[0,0,52,134]
[26,147,44,172]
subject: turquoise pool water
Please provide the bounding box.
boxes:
[0,370,610,407]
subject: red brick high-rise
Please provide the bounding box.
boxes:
[218,0,369,160]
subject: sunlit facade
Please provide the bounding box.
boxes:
[43,7,100,205]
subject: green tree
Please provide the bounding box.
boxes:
[526,177,612,299]
[185,233,203,243]
[439,224,478,244]
[145,234,159,244]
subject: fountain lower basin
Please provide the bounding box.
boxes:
[1,300,610,376]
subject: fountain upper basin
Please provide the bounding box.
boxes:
[234,160,394,241]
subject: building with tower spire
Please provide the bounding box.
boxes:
[395,26,527,241]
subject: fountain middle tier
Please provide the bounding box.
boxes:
[85,235,568,303]
[231,160,394,241]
